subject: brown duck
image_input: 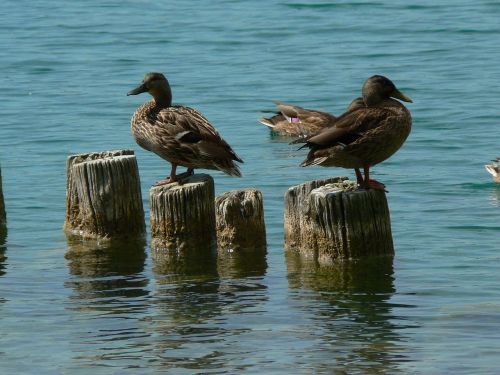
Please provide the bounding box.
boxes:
[259,98,365,137]
[258,101,337,137]
[128,72,243,185]
[296,75,412,191]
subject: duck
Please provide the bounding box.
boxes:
[128,72,243,185]
[258,97,366,137]
[258,101,337,137]
[485,158,500,183]
[295,75,412,191]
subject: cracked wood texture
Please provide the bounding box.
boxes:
[215,189,266,251]
[0,165,5,226]
[150,174,216,253]
[284,178,393,262]
[64,150,145,240]
[284,176,348,250]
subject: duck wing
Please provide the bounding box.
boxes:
[157,106,243,163]
[299,106,391,149]
[274,101,336,123]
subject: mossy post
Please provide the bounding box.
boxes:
[150,174,216,253]
[284,178,394,262]
[64,150,145,240]
[215,188,266,251]
[0,165,5,226]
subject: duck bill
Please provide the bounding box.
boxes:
[127,83,148,96]
[391,89,413,103]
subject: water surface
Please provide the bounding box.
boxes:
[1,1,500,373]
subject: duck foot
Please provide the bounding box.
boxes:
[175,169,194,185]
[363,179,388,192]
[154,177,175,186]
[154,168,194,186]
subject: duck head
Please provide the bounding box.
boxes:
[362,75,412,107]
[128,72,172,106]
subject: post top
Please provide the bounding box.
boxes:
[150,173,214,192]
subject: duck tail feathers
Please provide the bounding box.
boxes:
[300,156,328,167]
[485,164,499,177]
[218,162,242,177]
[258,117,275,128]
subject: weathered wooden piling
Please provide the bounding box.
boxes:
[64,150,145,240]
[284,176,348,249]
[284,178,394,262]
[0,165,5,226]
[215,188,266,251]
[150,173,216,253]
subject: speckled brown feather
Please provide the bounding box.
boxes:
[301,99,412,168]
[259,102,336,137]
[131,101,242,176]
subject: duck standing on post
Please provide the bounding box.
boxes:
[295,75,412,191]
[128,72,243,185]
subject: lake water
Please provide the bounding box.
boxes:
[2,0,500,373]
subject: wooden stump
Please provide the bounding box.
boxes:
[284,178,394,262]
[64,150,145,240]
[215,189,266,251]
[150,173,216,253]
[284,176,348,249]
[0,165,5,226]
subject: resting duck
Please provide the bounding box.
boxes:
[258,97,366,137]
[295,75,412,191]
[128,72,243,185]
[485,158,500,183]
[258,101,337,137]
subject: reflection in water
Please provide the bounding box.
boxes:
[217,247,267,278]
[65,237,149,309]
[286,252,413,373]
[151,248,268,372]
[0,224,7,277]
[152,248,218,281]
[65,238,151,368]
[489,187,500,207]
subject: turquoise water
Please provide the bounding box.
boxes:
[2,0,500,373]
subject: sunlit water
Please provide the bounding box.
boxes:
[1,1,500,373]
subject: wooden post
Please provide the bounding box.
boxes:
[64,150,145,240]
[284,178,394,262]
[284,176,348,249]
[150,173,216,253]
[215,188,266,251]
[0,165,5,226]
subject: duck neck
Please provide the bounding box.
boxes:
[362,90,384,107]
[151,85,172,108]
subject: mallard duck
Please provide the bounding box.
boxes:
[258,97,366,137]
[485,158,500,183]
[128,72,243,185]
[295,75,412,191]
[258,101,337,137]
